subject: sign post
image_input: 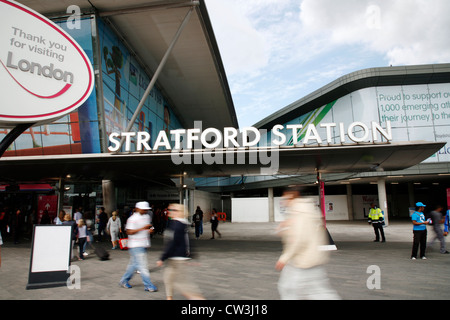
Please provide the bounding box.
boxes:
[0,122,33,157]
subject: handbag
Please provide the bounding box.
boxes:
[118,232,128,250]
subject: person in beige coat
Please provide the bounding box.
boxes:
[275,186,340,300]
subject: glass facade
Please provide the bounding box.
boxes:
[196,82,450,190]
[98,19,183,151]
[263,83,450,163]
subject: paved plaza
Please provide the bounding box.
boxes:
[0,220,449,301]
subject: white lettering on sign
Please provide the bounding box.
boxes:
[108,121,392,152]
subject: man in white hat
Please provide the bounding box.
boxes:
[119,201,157,292]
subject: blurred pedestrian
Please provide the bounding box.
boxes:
[8,208,23,244]
[0,207,7,241]
[210,208,221,239]
[444,209,450,236]
[428,205,449,254]
[275,186,340,300]
[411,202,429,260]
[54,210,65,225]
[195,206,203,236]
[119,201,157,292]
[74,207,83,223]
[157,203,204,300]
[368,203,386,242]
[83,211,95,255]
[97,207,108,242]
[107,211,122,249]
[40,210,51,225]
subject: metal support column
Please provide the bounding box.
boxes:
[102,180,116,216]
[179,174,185,204]
[57,178,65,218]
[268,187,274,222]
[377,178,389,226]
[317,172,326,226]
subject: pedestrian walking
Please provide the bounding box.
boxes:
[428,205,449,254]
[97,207,108,241]
[119,201,158,292]
[8,208,23,244]
[275,186,340,300]
[195,206,203,236]
[54,210,65,225]
[210,208,221,239]
[77,219,89,260]
[157,203,204,300]
[107,211,122,249]
[74,207,83,223]
[83,211,95,255]
[192,208,202,239]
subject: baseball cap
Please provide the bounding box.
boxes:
[135,201,151,210]
[415,202,426,207]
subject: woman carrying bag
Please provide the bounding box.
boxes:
[107,211,122,249]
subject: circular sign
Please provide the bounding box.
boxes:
[0,0,94,126]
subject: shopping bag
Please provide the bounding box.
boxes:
[119,232,128,250]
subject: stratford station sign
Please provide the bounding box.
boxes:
[108,121,393,152]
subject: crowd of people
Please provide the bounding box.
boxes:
[1,191,450,300]
[0,202,224,242]
[0,202,223,258]
[366,200,450,259]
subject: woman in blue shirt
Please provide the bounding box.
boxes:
[411,202,429,260]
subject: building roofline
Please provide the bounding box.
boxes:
[197,0,239,128]
[254,63,450,130]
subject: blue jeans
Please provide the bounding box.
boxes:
[83,230,93,252]
[120,247,156,289]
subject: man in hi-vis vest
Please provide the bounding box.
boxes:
[368,203,386,242]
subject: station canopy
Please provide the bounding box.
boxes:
[0,141,444,182]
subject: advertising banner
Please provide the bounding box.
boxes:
[37,195,58,224]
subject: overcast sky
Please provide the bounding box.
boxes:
[204,0,450,128]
